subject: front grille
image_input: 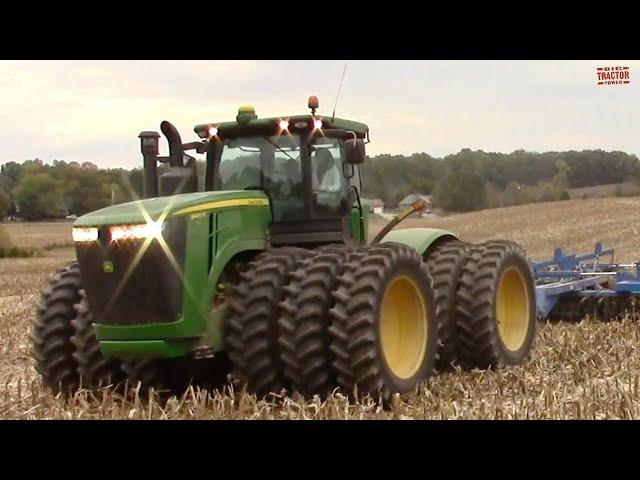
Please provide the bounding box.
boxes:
[76,217,187,326]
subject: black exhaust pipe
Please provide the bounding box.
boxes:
[160,120,184,167]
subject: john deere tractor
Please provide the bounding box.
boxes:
[31,97,537,401]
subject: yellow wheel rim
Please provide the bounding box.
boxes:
[496,266,530,351]
[379,275,428,379]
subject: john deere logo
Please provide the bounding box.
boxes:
[103,261,114,273]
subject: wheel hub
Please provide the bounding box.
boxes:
[379,275,428,379]
[496,267,530,351]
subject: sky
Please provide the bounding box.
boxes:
[0,60,638,169]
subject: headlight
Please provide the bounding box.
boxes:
[110,221,163,241]
[72,227,99,242]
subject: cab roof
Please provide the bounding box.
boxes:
[194,114,369,140]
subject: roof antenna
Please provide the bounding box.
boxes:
[331,62,348,123]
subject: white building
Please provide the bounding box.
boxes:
[362,198,384,214]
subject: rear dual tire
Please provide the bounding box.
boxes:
[329,243,438,401]
[455,241,536,368]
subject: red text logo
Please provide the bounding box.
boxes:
[596,66,630,86]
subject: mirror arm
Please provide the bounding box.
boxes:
[343,160,355,179]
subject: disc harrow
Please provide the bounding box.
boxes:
[534,242,640,323]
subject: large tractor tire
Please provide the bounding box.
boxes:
[224,249,279,386]
[329,243,438,401]
[31,262,84,394]
[225,247,313,396]
[70,290,124,389]
[31,262,124,395]
[455,240,536,368]
[425,240,469,370]
[278,245,353,397]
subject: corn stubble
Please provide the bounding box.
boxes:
[4,198,640,419]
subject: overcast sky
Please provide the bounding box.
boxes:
[0,60,638,169]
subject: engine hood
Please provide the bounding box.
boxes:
[73,190,269,227]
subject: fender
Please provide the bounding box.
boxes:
[380,227,458,258]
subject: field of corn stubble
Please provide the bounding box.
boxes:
[3,198,640,419]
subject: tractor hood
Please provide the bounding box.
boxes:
[73,190,270,227]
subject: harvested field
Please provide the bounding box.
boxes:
[1,221,74,249]
[3,197,640,419]
[370,197,640,262]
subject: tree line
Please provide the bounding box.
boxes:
[360,149,640,211]
[0,160,145,220]
[1,148,639,220]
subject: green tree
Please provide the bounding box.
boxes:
[538,182,556,203]
[64,168,111,215]
[15,173,63,220]
[127,169,145,198]
[502,182,523,207]
[0,189,10,220]
[432,171,487,212]
[0,161,23,195]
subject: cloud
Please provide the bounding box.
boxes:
[0,60,638,168]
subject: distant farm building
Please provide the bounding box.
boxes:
[363,198,384,214]
[398,194,433,217]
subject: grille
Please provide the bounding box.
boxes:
[76,217,187,326]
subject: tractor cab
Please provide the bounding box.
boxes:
[140,97,369,247]
[197,98,369,246]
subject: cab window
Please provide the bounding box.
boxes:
[310,138,349,217]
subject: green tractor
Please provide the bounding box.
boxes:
[30,97,537,401]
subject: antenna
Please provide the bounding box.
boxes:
[331,62,348,122]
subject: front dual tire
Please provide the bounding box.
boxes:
[30,262,123,395]
[30,261,223,399]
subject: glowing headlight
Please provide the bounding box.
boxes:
[110,222,163,241]
[278,119,289,130]
[72,227,99,242]
[313,119,323,130]
[207,126,218,137]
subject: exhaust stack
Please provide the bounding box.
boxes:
[160,120,184,167]
[138,131,160,198]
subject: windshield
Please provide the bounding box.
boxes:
[217,135,304,221]
[215,134,350,222]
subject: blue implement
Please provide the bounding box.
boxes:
[532,242,640,320]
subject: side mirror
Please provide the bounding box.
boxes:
[344,138,366,164]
